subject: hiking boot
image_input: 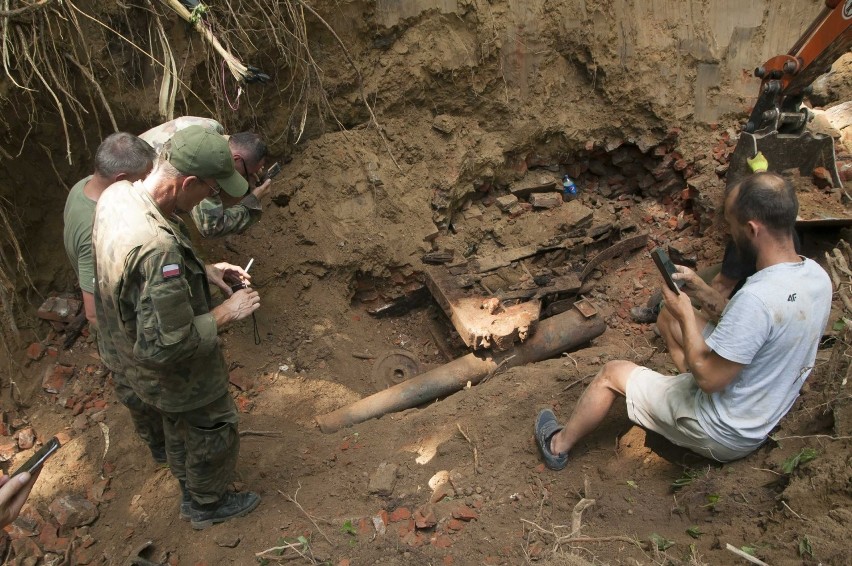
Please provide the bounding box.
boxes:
[190,491,261,530]
[150,446,168,466]
[179,482,192,522]
[630,304,660,324]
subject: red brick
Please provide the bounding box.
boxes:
[452,505,478,521]
[36,296,82,323]
[534,463,545,473]
[447,519,465,531]
[443,556,454,566]
[389,507,411,522]
[430,483,454,504]
[38,523,71,553]
[413,504,437,529]
[235,396,254,413]
[25,342,45,361]
[0,441,16,462]
[72,402,85,416]
[49,495,99,528]
[376,509,389,527]
[338,560,351,566]
[432,534,452,548]
[397,520,414,537]
[228,367,256,391]
[10,537,42,561]
[75,544,98,565]
[43,364,74,394]
[357,517,372,536]
[812,166,833,189]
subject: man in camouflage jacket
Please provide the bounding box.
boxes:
[139,117,272,238]
[93,125,262,529]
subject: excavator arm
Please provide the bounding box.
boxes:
[728,0,851,189]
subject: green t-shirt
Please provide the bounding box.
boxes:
[63,175,96,293]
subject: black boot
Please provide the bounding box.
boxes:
[178,481,192,521]
[190,491,260,530]
[150,445,167,465]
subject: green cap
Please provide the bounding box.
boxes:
[165,125,248,197]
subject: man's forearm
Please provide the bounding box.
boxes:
[677,310,715,387]
[694,286,727,321]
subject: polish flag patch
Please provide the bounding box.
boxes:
[162,263,181,279]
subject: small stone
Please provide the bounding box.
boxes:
[72,414,88,433]
[15,428,36,450]
[42,364,74,394]
[215,535,241,548]
[495,195,519,212]
[368,462,398,496]
[49,495,99,528]
[528,192,562,209]
[10,538,43,562]
[432,115,455,135]
[36,296,82,323]
[447,519,465,531]
[372,514,387,535]
[228,368,255,391]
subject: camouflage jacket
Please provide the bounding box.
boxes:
[190,193,262,238]
[92,180,228,413]
[138,116,263,238]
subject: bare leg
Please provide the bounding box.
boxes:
[550,360,637,454]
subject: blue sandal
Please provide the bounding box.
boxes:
[535,409,569,470]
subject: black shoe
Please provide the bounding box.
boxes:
[190,491,261,530]
[150,446,168,466]
[630,304,660,324]
[534,409,568,471]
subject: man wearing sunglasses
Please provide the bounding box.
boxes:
[92,126,262,529]
[139,118,272,238]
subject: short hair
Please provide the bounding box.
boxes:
[228,132,268,165]
[94,133,155,179]
[727,172,798,235]
[153,150,183,181]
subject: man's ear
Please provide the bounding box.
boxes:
[745,219,760,238]
[181,175,198,191]
[113,172,128,182]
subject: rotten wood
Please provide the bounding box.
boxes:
[425,265,541,351]
[580,232,649,281]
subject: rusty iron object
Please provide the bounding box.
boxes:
[315,307,606,433]
[371,349,421,391]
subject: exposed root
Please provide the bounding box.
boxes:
[279,483,333,546]
[457,423,481,474]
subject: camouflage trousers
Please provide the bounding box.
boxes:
[160,393,240,505]
[113,374,166,461]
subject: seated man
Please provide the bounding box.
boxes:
[138,117,272,238]
[535,172,832,468]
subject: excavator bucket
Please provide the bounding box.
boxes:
[727,130,843,189]
[728,130,851,227]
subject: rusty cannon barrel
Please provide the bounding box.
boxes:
[315,307,605,433]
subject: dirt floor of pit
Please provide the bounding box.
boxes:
[5,165,852,566]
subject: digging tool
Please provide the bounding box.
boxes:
[315,305,606,433]
[727,0,851,189]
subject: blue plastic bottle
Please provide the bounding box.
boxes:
[562,175,578,200]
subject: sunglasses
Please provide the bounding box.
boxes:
[199,178,220,197]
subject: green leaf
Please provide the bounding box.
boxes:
[781,448,818,474]
[833,319,846,331]
[686,526,702,539]
[798,535,814,558]
[341,519,357,536]
[740,546,757,556]
[649,533,675,551]
[703,494,721,508]
[626,480,638,489]
[297,535,309,547]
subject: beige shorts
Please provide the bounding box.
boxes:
[625,367,750,462]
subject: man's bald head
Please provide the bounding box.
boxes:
[725,172,798,238]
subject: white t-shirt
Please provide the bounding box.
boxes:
[697,257,831,451]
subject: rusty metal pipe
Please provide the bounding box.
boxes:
[316,308,606,433]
